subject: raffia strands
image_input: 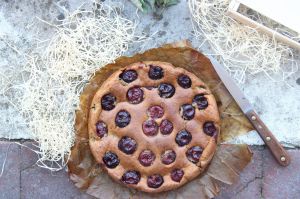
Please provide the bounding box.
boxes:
[12,4,139,171]
[188,0,298,84]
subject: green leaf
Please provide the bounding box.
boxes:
[130,0,179,12]
[155,0,179,8]
[130,0,144,11]
[164,0,179,7]
[130,0,155,12]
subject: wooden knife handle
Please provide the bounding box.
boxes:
[245,110,291,166]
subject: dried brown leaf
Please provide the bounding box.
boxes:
[68,42,253,198]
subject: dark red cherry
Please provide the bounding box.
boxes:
[177,74,192,88]
[127,87,144,104]
[159,119,173,135]
[95,121,108,138]
[147,174,164,188]
[158,83,175,98]
[203,122,217,136]
[118,136,137,154]
[101,94,116,111]
[102,151,119,168]
[161,150,176,165]
[148,65,164,80]
[121,170,141,184]
[175,130,192,146]
[148,105,164,119]
[115,110,131,128]
[142,119,158,136]
[138,150,155,167]
[193,94,208,110]
[180,104,195,120]
[186,146,203,163]
[119,70,138,83]
[171,169,184,182]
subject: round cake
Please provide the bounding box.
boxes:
[88,61,220,193]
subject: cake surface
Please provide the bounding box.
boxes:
[88,61,220,193]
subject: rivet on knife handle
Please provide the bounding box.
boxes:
[246,110,291,166]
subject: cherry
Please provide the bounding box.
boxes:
[148,65,164,80]
[177,74,192,88]
[159,119,173,135]
[95,121,108,138]
[148,105,164,119]
[121,170,141,184]
[158,83,175,98]
[161,150,176,165]
[142,119,158,136]
[102,151,119,168]
[203,122,217,136]
[147,174,164,188]
[115,110,131,128]
[180,104,195,120]
[127,87,144,104]
[193,94,208,110]
[186,146,203,163]
[170,169,184,182]
[138,150,155,167]
[119,70,138,83]
[118,136,137,154]
[101,94,116,111]
[175,130,192,146]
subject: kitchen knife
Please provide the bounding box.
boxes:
[209,56,291,166]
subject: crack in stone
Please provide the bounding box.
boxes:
[234,149,265,197]
[260,148,266,199]
[235,175,263,196]
[18,144,22,199]
[20,162,37,172]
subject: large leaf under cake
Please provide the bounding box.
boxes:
[68,42,253,198]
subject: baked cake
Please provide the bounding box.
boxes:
[88,61,220,193]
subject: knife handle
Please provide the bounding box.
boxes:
[245,110,291,166]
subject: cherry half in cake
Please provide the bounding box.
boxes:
[101,93,116,111]
[88,61,220,193]
[121,170,141,184]
[158,83,175,98]
[115,110,131,128]
[161,150,176,165]
[127,86,144,104]
[177,74,192,88]
[171,169,184,182]
[186,146,203,163]
[175,129,192,146]
[147,174,164,188]
[193,94,209,110]
[119,69,138,83]
[95,121,107,138]
[118,136,137,154]
[142,119,159,136]
[180,104,195,120]
[139,150,155,167]
[148,65,164,80]
[159,119,173,135]
[147,105,164,119]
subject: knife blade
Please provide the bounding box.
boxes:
[208,56,291,166]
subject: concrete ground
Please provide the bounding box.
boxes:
[0,0,300,146]
[0,1,300,199]
[1,141,300,199]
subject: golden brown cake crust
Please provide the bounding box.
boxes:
[88,61,220,193]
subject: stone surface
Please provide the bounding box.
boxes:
[1,141,300,198]
[262,149,300,199]
[216,147,263,199]
[0,0,299,146]
[0,142,20,199]
[20,141,95,199]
